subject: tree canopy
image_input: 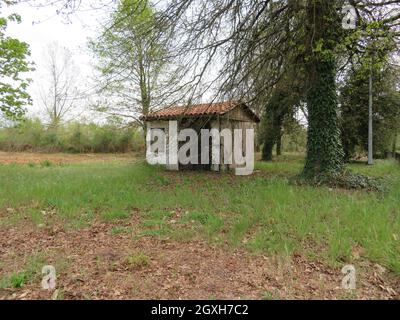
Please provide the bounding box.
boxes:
[0,11,33,120]
[89,0,177,128]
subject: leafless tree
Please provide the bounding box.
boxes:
[39,42,81,128]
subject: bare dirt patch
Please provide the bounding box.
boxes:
[0,217,399,300]
[0,151,137,165]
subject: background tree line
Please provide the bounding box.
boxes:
[0,118,145,153]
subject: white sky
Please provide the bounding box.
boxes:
[3,2,109,120]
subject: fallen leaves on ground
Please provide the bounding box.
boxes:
[0,216,399,300]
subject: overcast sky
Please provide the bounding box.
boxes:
[3,1,109,120]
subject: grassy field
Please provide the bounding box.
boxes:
[0,153,399,299]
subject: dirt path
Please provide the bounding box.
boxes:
[0,218,398,300]
[0,151,136,165]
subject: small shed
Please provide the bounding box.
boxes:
[142,101,260,173]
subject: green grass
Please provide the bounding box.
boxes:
[111,226,133,235]
[40,160,52,168]
[0,253,46,289]
[180,211,224,238]
[126,251,150,269]
[101,210,131,221]
[8,272,28,288]
[0,156,399,273]
[262,290,281,300]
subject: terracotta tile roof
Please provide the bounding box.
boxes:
[142,101,260,122]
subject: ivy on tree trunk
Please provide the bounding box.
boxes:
[302,0,344,178]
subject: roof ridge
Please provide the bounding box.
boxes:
[168,100,237,108]
[141,100,260,123]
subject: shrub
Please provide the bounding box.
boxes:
[0,119,145,154]
[294,170,385,192]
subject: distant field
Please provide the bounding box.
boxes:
[0,152,399,299]
[0,151,137,165]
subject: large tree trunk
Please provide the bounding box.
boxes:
[261,111,283,161]
[302,0,344,178]
[276,129,282,156]
[262,136,274,161]
[261,88,286,161]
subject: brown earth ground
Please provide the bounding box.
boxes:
[0,151,136,165]
[0,153,399,300]
[0,217,399,300]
